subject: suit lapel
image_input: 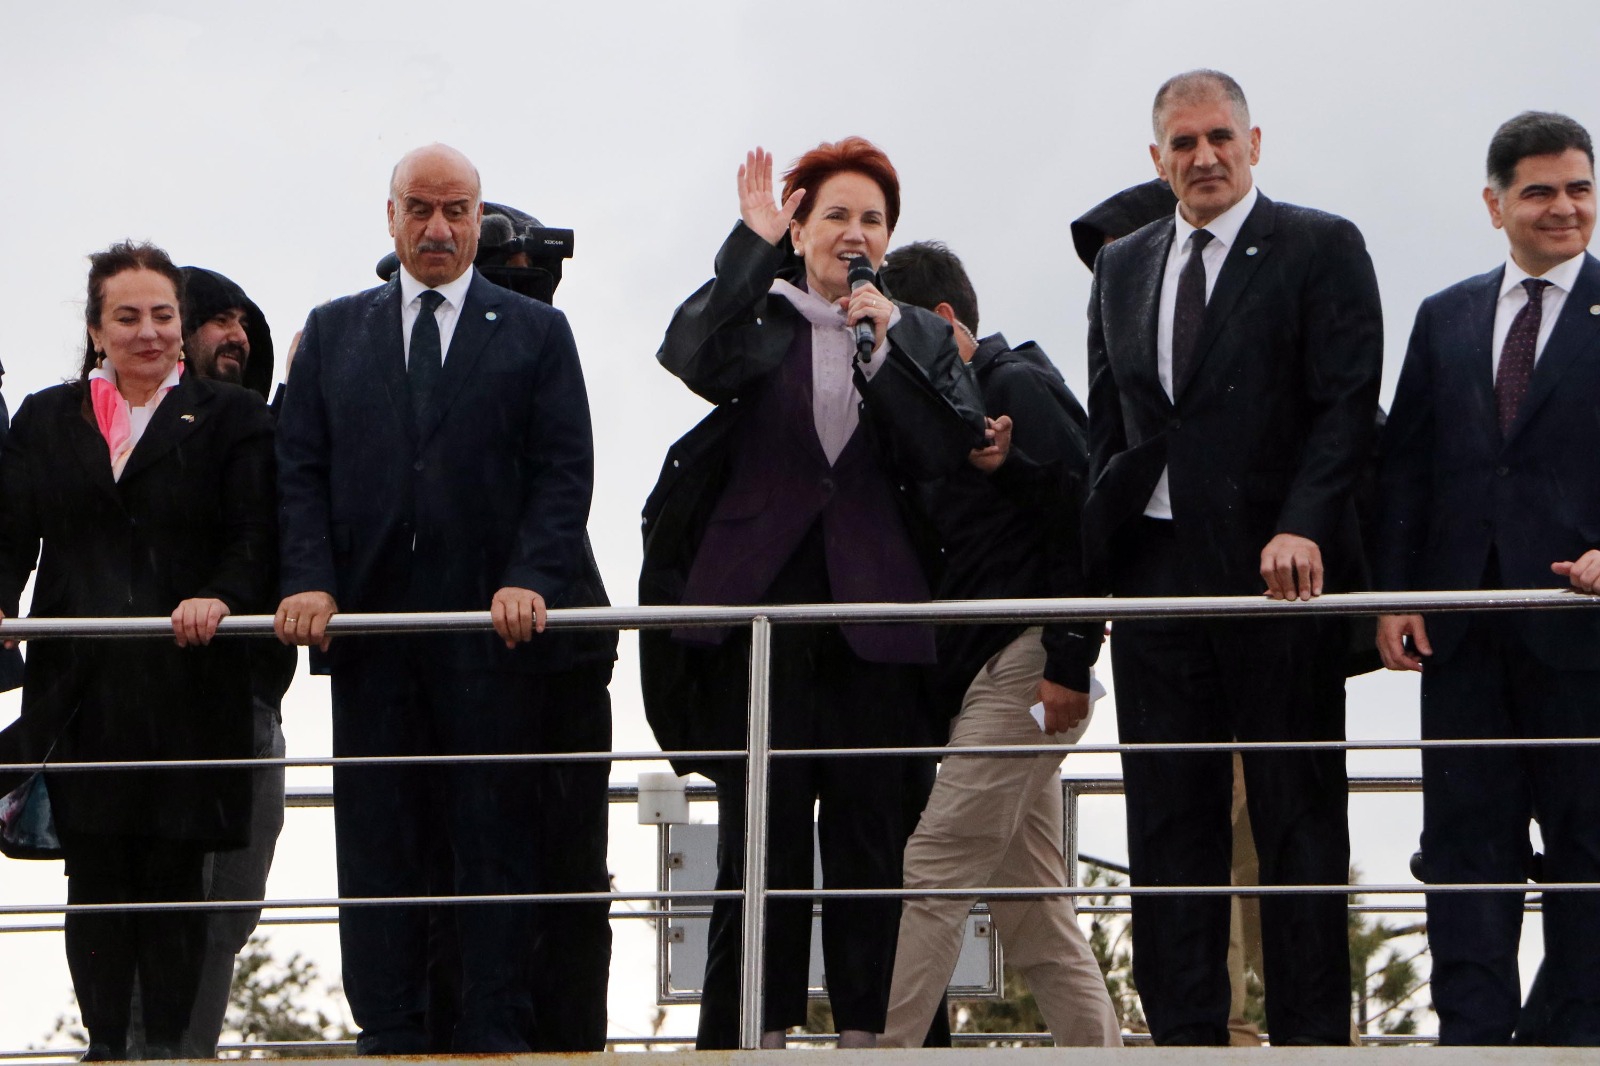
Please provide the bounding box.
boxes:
[119,371,209,484]
[1176,195,1275,398]
[1128,222,1174,411]
[1509,253,1600,441]
[418,272,503,446]
[1457,269,1501,445]
[66,395,121,503]
[368,280,413,443]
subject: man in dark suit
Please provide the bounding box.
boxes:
[1376,111,1600,1046]
[274,143,603,1054]
[1085,69,1383,1045]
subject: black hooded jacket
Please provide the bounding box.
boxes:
[181,266,295,703]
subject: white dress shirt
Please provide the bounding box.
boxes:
[1145,183,1261,519]
[770,279,890,466]
[1490,251,1584,378]
[399,264,474,367]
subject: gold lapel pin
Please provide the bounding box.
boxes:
[180,414,195,423]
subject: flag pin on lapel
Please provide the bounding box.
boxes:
[1245,246,1259,256]
[180,414,195,423]
[485,311,498,321]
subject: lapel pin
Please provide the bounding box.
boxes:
[180,414,195,423]
[1245,246,1259,256]
[485,311,498,321]
[1590,305,1599,315]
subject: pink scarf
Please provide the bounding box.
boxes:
[87,362,183,479]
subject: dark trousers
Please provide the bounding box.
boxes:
[1421,616,1600,1046]
[695,624,929,1047]
[693,523,933,1047]
[62,835,208,1053]
[330,639,553,1054]
[418,663,615,1053]
[1110,519,1351,1045]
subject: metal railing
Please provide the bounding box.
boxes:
[2,587,1597,1051]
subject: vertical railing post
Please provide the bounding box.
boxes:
[738,615,774,1050]
[1063,779,1080,888]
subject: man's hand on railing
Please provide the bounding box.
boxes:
[172,598,230,647]
[491,586,547,648]
[1377,613,1432,672]
[1260,533,1323,601]
[1039,678,1089,734]
[0,606,12,650]
[275,591,339,651]
[1552,549,1600,594]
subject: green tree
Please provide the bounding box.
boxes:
[1347,866,1430,1038]
[223,934,354,1052]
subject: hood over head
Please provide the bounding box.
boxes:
[180,267,275,400]
[1070,178,1179,271]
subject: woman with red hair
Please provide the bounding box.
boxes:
[641,139,981,1048]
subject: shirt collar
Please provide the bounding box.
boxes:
[1500,251,1585,299]
[1173,183,1259,251]
[88,360,185,395]
[399,263,475,311]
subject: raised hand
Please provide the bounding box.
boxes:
[737,147,806,246]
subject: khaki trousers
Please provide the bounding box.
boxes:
[880,629,1122,1047]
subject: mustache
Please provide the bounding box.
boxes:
[416,239,458,254]
[213,342,248,363]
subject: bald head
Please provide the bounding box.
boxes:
[387,143,484,287]
[390,143,482,202]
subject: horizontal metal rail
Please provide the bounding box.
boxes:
[0,879,1573,920]
[4,593,1580,1049]
[0,586,1595,641]
[4,733,1593,777]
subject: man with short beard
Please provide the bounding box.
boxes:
[126,267,297,1058]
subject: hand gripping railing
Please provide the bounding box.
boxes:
[3,586,1599,1051]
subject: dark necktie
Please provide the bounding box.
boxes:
[1171,228,1214,389]
[409,289,446,429]
[1494,278,1550,438]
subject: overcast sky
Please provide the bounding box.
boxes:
[1,0,1595,1049]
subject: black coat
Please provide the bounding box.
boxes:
[276,270,615,673]
[638,223,982,778]
[1378,253,1600,668]
[1085,193,1383,594]
[0,372,277,846]
[927,335,1101,715]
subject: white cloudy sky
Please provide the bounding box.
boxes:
[1,0,1596,1049]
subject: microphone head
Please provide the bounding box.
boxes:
[847,256,876,289]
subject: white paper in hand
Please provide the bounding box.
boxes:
[1029,673,1107,744]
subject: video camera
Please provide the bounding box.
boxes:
[376,201,575,306]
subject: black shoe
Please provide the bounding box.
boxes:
[80,1045,123,1062]
[139,1045,177,1061]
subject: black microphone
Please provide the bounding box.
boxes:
[847,256,879,361]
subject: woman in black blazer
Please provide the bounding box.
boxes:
[0,242,277,1060]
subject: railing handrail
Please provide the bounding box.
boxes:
[0,586,1596,639]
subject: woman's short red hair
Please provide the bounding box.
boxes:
[782,136,901,232]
